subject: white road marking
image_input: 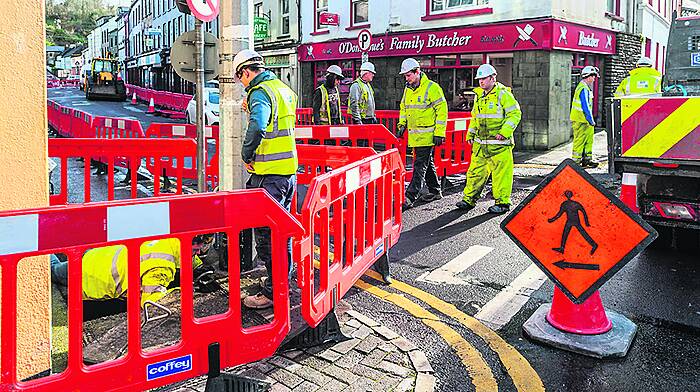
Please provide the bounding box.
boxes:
[475,264,547,330]
[417,245,493,285]
[124,106,144,113]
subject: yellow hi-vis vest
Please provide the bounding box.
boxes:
[399,73,448,147]
[347,78,374,118]
[570,80,593,123]
[248,78,298,175]
[81,238,200,307]
[614,67,662,97]
[317,84,342,125]
[467,83,522,155]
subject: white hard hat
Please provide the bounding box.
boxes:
[475,64,497,80]
[326,65,344,78]
[233,49,264,74]
[636,56,653,67]
[581,65,600,78]
[360,62,376,74]
[399,58,420,75]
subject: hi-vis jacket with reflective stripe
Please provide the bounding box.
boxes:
[347,78,375,120]
[318,84,342,125]
[247,76,298,175]
[467,83,522,156]
[570,81,594,124]
[614,67,662,97]
[81,238,202,307]
[399,73,448,147]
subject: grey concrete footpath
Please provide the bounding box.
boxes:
[514,129,609,171]
[157,302,436,392]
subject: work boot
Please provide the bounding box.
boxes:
[402,198,414,211]
[455,200,474,212]
[419,192,443,202]
[243,293,273,309]
[488,204,510,214]
[583,160,599,169]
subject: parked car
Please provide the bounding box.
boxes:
[186,87,220,126]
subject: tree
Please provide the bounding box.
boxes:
[45,0,114,46]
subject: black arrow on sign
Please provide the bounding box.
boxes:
[553,260,600,271]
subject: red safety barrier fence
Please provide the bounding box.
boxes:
[296,108,314,125]
[0,192,303,391]
[57,106,73,137]
[144,123,219,188]
[49,138,195,205]
[126,84,193,112]
[47,100,60,130]
[68,108,93,138]
[435,117,473,178]
[293,145,404,327]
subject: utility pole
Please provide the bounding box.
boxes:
[194,18,207,193]
[218,0,250,191]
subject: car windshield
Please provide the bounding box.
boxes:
[208,91,220,104]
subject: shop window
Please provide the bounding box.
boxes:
[431,0,490,13]
[434,55,457,67]
[315,0,329,31]
[280,0,290,36]
[352,0,369,25]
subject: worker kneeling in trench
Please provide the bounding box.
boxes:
[50,236,221,320]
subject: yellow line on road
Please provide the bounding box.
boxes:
[362,270,545,392]
[354,280,498,392]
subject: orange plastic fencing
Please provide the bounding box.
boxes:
[48,138,195,205]
[0,192,303,391]
[293,145,404,327]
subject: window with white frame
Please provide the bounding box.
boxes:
[316,0,328,30]
[280,0,290,36]
[431,0,489,13]
[352,0,368,24]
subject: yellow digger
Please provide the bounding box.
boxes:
[84,58,127,101]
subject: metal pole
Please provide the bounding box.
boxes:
[195,18,207,193]
[218,0,248,191]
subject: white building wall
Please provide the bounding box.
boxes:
[637,0,673,72]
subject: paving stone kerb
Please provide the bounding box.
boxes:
[155,304,435,392]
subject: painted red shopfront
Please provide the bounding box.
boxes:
[298,18,616,62]
[298,18,617,114]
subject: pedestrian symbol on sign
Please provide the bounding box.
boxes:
[548,190,598,256]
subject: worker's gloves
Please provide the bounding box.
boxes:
[396,124,406,137]
[433,136,445,146]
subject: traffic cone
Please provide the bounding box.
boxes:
[620,173,639,213]
[131,92,137,105]
[147,97,155,113]
[546,287,612,335]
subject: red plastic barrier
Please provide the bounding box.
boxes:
[435,117,473,178]
[92,116,145,139]
[0,192,303,391]
[57,106,73,137]
[49,138,195,205]
[296,108,313,125]
[47,100,59,129]
[144,123,219,188]
[68,109,92,138]
[294,146,404,327]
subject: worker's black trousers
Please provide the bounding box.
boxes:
[246,173,296,300]
[406,146,441,203]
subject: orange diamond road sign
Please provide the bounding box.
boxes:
[501,159,657,304]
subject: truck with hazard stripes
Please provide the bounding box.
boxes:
[607,13,700,249]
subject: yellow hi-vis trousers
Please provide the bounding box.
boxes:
[462,146,514,206]
[572,121,594,164]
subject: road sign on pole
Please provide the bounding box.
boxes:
[171,31,219,84]
[358,29,372,52]
[186,0,220,22]
[501,159,657,357]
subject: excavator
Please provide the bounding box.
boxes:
[84,58,127,101]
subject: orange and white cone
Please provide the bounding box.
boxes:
[147,97,155,113]
[131,92,137,105]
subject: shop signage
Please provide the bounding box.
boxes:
[265,54,290,67]
[319,12,339,26]
[551,20,616,55]
[254,17,270,40]
[298,18,617,62]
[691,52,700,67]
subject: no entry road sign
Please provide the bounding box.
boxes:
[501,159,657,304]
[187,0,220,22]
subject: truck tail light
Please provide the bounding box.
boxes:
[653,202,696,220]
